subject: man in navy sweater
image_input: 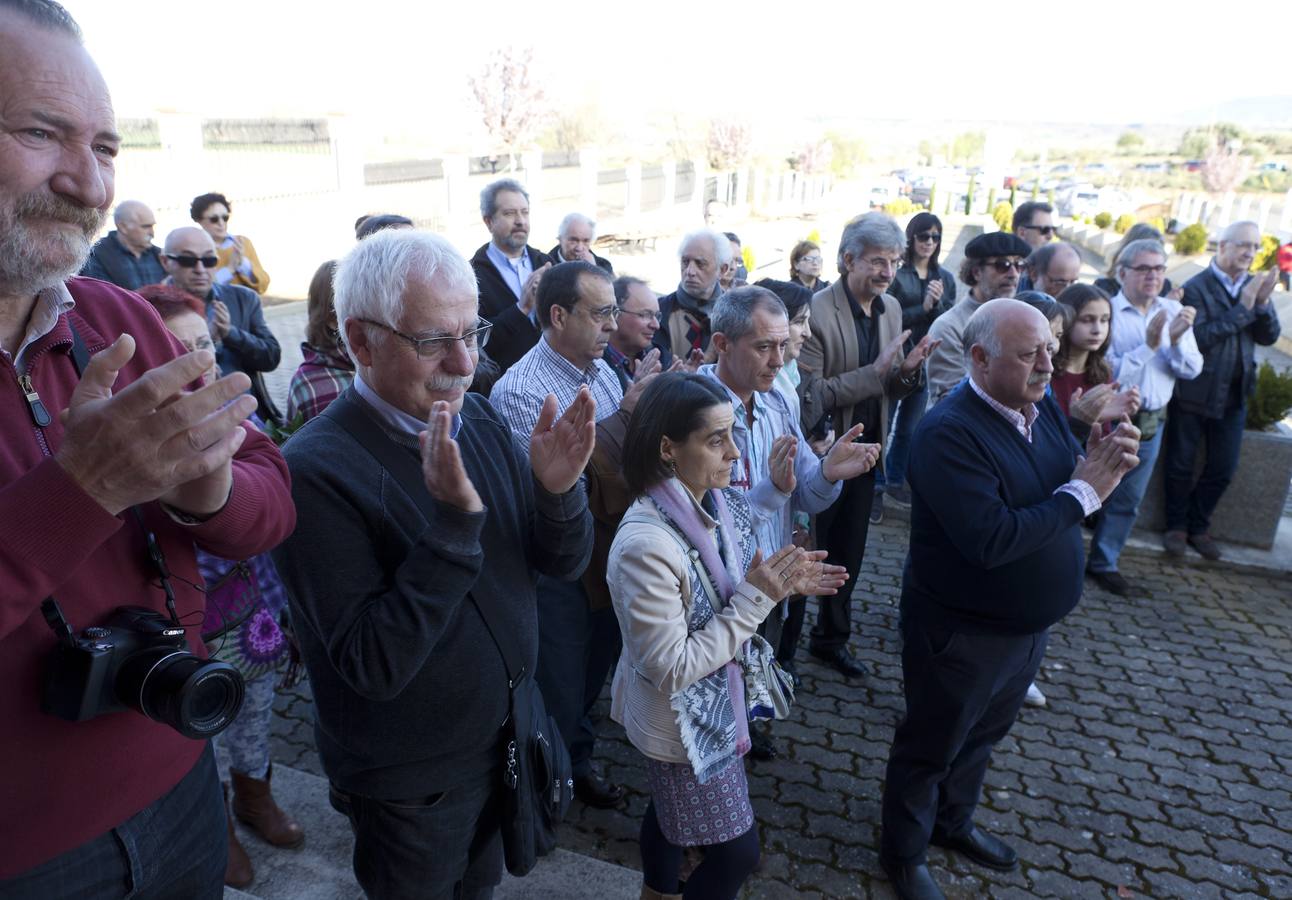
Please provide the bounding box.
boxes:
[878,299,1141,900]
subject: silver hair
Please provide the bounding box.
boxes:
[678,228,734,266]
[112,200,148,226]
[558,212,596,240]
[333,230,478,355]
[1116,239,1167,273]
[962,301,1007,365]
[1220,220,1259,242]
[836,212,905,274]
[711,285,787,342]
[479,178,529,219]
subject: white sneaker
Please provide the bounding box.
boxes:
[1024,682,1047,708]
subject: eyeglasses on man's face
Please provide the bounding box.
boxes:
[1126,264,1167,276]
[985,258,1026,273]
[359,318,492,359]
[1021,224,1056,237]
[166,253,219,269]
[617,307,661,324]
[577,304,620,325]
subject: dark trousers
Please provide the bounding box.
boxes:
[2,744,225,899]
[1162,399,1245,535]
[880,618,1048,865]
[777,595,808,664]
[535,575,622,777]
[329,769,503,900]
[810,471,876,653]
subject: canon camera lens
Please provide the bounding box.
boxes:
[117,648,245,739]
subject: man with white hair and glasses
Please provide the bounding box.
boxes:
[274,230,595,898]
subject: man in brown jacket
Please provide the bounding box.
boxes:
[797,213,939,677]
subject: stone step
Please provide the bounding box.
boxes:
[223,763,641,900]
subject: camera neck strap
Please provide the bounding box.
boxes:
[41,320,183,640]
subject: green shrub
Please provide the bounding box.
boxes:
[992,202,1013,232]
[1174,223,1209,255]
[1113,214,1135,234]
[964,174,976,215]
[1094,211,1113,229]
[1253,233,1280,271]
[986,187,998,213]
[1147,216,1166,234]
[927,183,937,213]
[1246,362,1292,430]
[883,197,918,216]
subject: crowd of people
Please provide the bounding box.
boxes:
[1,3,1286,900]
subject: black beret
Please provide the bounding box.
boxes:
[964,232,1033,259]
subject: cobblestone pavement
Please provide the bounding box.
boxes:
[270,520,1292,899]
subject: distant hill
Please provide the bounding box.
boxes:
[1171,96,1292,130]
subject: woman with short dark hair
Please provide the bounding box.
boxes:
[610,373,845,900]
[192,192,271,294]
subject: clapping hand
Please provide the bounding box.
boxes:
[420,400,483,512]
[210,300,232,341]
[1072,416,1142,502]
[745,545,848,601]
[519,262,551,315]
[530,386,596,494]
[922,278,944,312]
[820,423,881,482]
[621,348,662,415]
[1145,309,1168,351]
[1069,382,1115,426]
[55,336,256,518]
[769,435,797,493]
[1168,306,1196,345]
[666,348,705,374]
[900,335,941,375]
[1240,270,1277,311]
[1101,385,1141,422]
[874,329,913,373]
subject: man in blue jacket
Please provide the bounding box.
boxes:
[878,299,1141,900]
[161,226,281,419]
[80,200,164,290]
[1162,220,1281,561]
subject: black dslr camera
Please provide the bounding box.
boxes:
[42,602,245,740]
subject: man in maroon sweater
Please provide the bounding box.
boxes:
[0,2,295,894]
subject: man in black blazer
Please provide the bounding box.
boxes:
[469,179,551,372]
[1163,220,1281,560]
[547,212,614,274]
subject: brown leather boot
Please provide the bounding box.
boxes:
[224,784,254,889]
[231,765,306,849]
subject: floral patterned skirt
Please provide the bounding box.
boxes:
[645,756,754,847]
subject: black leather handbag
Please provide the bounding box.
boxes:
[325,395,573,877]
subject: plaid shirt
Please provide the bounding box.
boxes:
[489,335,624,450]
[967,377,1101,516]
[286,342,355,424]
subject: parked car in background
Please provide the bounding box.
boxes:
[1058,183,1133,219]
[1260,160,1288,173]
[1184,159,1203,172]
[1134,162,1170,173]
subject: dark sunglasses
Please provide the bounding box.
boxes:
[205,214,230,223]
[1023,224,1056,236]
[986,258,1025,273]
[914,231,941,243]
[166,253,219,269]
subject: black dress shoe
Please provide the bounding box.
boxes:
[930,826,1019,871]
[880,858,946,900]
[573,773,624,809]
[808,646,868,679]
[1086,568,1130,596]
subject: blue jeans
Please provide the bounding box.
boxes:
[534,575,622,777]
[877,378,929,490]
[2,745,225,899]
[1088,425,1164,573]
[1162,400,1245,534]
[329,768,502,900]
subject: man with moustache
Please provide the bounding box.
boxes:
[160,226,281,421]
[925,232,1032,405]
[0,2,295,891]
[548,212,614,273]
[605,276,668,389]
[796,212,938,677]
[274,231,595,897]
[489,260,638,808]
[653,228,734,362]
[879,300,1140,900]
[80,199,164,290]
[471,178,552,372]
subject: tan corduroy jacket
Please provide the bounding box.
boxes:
[607,488,776,765]
[796,279,914,443]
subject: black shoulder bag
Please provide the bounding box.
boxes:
[324,395,573,876]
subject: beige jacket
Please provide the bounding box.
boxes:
[607,488,776,765]
[796,279,913,443]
